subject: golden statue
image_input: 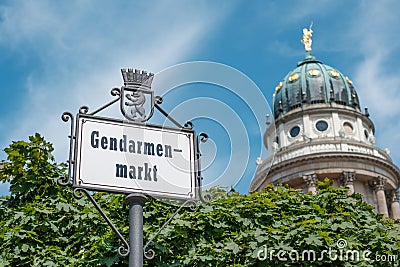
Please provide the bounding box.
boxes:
[301,23,313,52]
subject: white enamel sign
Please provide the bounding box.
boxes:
[74,115,197,200]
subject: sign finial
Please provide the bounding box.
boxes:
[301,22,313,52]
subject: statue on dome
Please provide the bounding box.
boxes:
[301,23,313,52]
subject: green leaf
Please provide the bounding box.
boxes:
[21,244,29,253]
[225,240,240,254]
[304,234,323,246]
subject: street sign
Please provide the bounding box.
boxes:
[74,114,197,200]
[60,68,209,266]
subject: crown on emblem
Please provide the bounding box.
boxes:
[121,68,154,88]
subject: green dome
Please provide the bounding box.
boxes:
[273,54,360,119]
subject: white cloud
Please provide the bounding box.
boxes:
[349,1,400,162]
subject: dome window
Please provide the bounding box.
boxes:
[275,82,283,92]
[345,76,353,85]
[289,73,299,83]
[343,122,354,134]
[364,129,369,139]
[289,126,301,137]
[329,70,340,79]
[308,69,321,77]
[315,120,328,132]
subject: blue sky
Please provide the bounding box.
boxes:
[1,0,400,195]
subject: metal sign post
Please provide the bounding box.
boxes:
[59,68,210,267]
[126,193,147,267]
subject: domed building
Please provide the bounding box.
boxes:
[250,27,400,219]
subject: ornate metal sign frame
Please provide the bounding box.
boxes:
[58,68,210,264]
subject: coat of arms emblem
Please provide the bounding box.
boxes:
[120,68,154,122]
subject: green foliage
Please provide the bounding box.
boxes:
[0,134,129,266]
[147,180,400,266]
[0,135,399,266]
